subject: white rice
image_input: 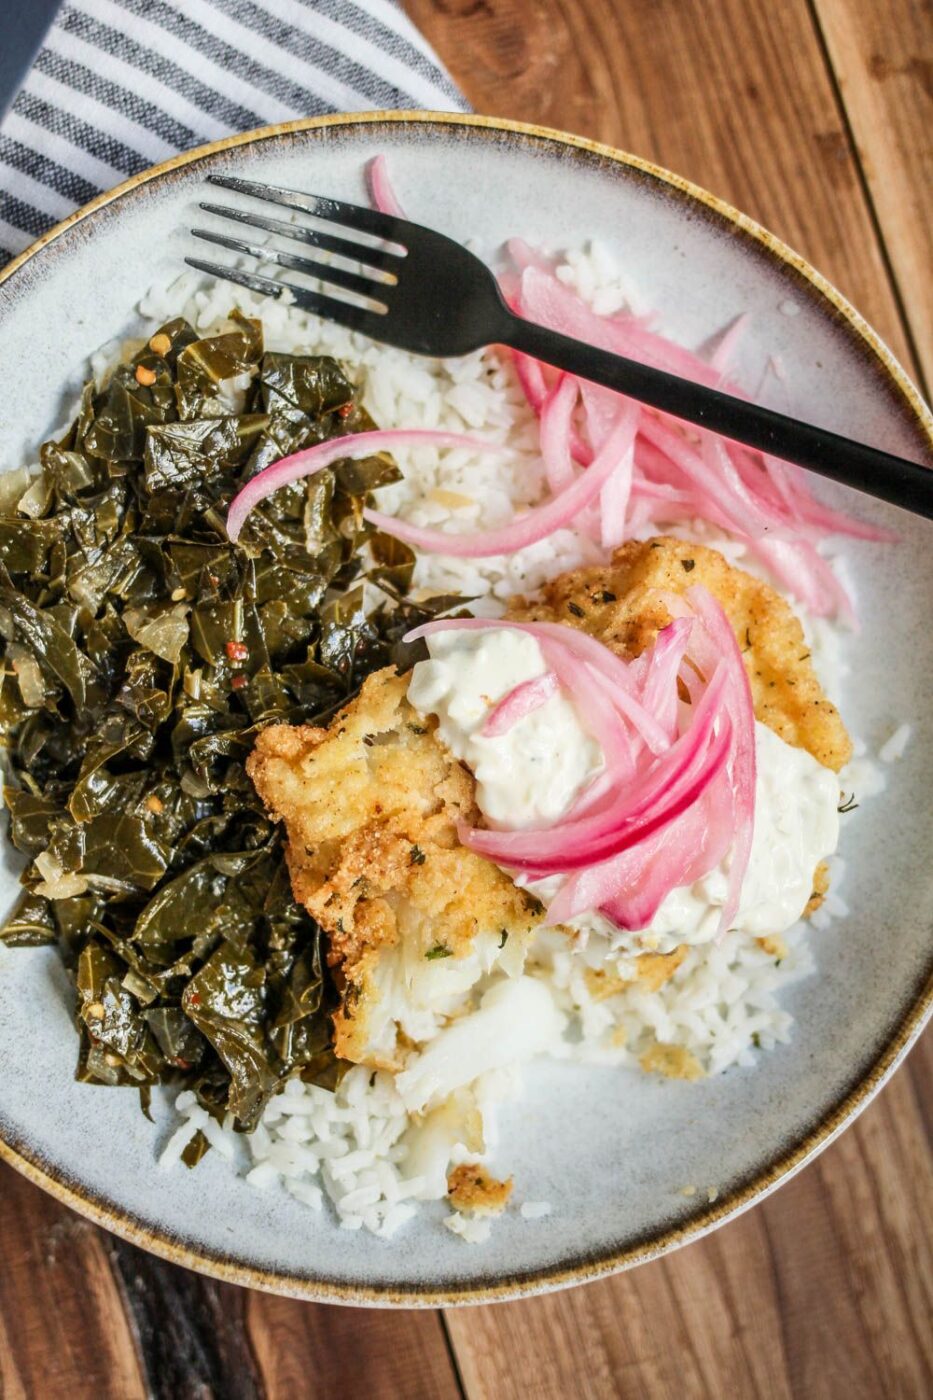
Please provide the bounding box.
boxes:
[520,1201,553,1219]
[444,1212,492,1244]
[137,247,894,1240]
[879,723,912,765]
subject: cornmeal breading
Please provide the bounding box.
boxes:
[509,536,852,772]
[630,946,690,992]
[447,1164,513,1215]
[756,933,789,960]
[247,668,540,1066]
[804,859,831,917]
[639,1041,706,1081]
[584,946,687,1002]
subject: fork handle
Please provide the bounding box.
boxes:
[501,312,933,519]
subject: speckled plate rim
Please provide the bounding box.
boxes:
[0,110,930,1308]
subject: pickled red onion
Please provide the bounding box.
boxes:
[481,672,559,737]
[407,589,755,935]
[506,238,554,272]
[598,399,638,548]
[709,313,749,378]
[367,155,406,217]
[505,250,889,617]
[461,669,731,873]
[360,162,886,622]
[225,430,508,543]
[512,348,549,413]
[635,617,693,743]
[364,402,638,558]
[664,585,756,932]
[540,374,578,492]
[595,777,735,929]
[517,266,739,393]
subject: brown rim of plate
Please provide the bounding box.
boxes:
[0,110,930,1308]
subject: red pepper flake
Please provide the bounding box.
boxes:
[231,673,248,691]
[188,992,201,1007]
[225,640,249,662]
[171,1057,191,1070]
[336,403,353,418]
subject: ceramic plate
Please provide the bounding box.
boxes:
[0,113,930,1305]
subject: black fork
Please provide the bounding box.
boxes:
[187,173,933,519]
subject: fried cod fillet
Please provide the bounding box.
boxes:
[508,535,852,771]
[247,668,540,1067]
[249,538,850,1071]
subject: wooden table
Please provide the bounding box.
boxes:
[2,1,931,1395]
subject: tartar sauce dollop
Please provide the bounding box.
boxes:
[408,628,840,952]
[407,627,603,829]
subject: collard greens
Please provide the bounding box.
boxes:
[0,312,458,1143]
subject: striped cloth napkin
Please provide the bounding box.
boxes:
[0,0,466,269]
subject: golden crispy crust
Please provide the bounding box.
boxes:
[631,946,690,992]
[639,1041,706,1081]
[509,536,852,772]
[804,860,831,918]
[447,1164,513,1215]
[247,668,540,1063]
[584,946,688,1002]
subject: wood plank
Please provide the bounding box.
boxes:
[405,0,919,379]
[811,0,933,390]
[444,1040,933,1400]
[0,1158,465,1400]
[106,1237,265,1400]
[0,1162,146,1400]
[245,1294,463,1400]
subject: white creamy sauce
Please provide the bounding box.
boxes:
[408,629,840,953]
[407,629,603,828]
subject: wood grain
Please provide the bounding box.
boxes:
[811,0,933,390]
[106,1237,265,1400]
[406,0,919,380]
[0,1164,146,1400]
[444,1041,933,1400]
[245,1293,462,1400]
[0,1157,466,1400]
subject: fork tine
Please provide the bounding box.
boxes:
[183,257,380,335]
[199,201,402,274]
[207,174,405,244]
[190,228,392,303]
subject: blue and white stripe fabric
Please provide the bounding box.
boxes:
[0,0,466,268]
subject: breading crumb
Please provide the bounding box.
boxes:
[447,1163,513,1216]
[640,1041,705,1081]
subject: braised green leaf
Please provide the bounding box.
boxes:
[0,310,468,1141]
